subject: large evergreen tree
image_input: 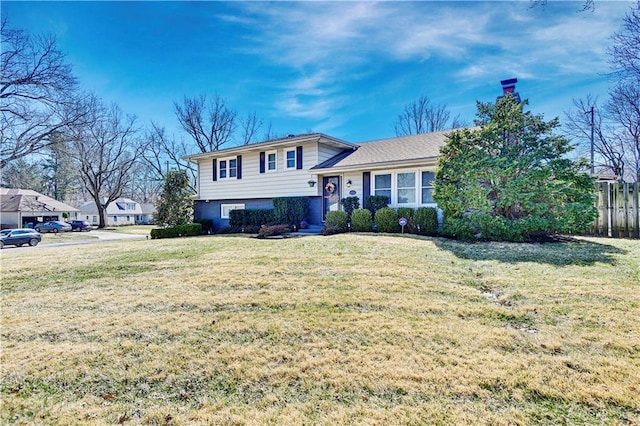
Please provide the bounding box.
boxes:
[434,95,596,241]
[154,170,194,226]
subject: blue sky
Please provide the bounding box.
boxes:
[3,1,634,145]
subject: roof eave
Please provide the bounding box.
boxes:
[311,156,440,174]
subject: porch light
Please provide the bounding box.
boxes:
[346,180,352,188]
[308,180,316,187]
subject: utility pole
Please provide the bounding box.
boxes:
[587,106,595,175]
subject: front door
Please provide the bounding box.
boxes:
[322,176,340,221]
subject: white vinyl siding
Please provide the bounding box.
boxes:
[197,141,321,200]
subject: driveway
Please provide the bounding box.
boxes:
[1,230,148,252]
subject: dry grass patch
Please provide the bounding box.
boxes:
[1,234,639,425]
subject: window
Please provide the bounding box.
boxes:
[126,203,135,210]
[113,216,118,222]
[221,203,245,219]
[286,150,296,169]
[397,172,416,204]
[373,174,392,200]
[421,171,435,203]
[219,158,237,179]
[267,151,277,171]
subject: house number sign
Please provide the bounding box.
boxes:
[398,217,408,234]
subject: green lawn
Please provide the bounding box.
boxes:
[1,234,638,425]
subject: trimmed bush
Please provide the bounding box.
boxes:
[340,197,360,221]
[374,207,400,233]
[257,224,291,237]
[325,210,348,233]
[397,207,416,233]
[415,207,438,236]
[229,209,275,230]
[351,208,372,232]
[194,218,214,234]
[273,197,310,227]
[150,223,202,239]
[364,195,389,217]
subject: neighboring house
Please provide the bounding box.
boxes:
[79,198,143,226]
[0,188,79,229]
[137,202,156,224]
[185,131,450,229]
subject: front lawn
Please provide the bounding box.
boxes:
[1,234,638,425]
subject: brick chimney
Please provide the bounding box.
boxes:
[499,78,521,103]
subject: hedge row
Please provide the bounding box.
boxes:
[150,223,202,239]
[229,209,275,228]
[322,206,438,236]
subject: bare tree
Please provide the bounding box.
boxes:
[174,94,237,152]
[239,111,263,145]
[609,1,640,80]
[69,95,144,228]
[607,80,640,181]
[393,96,456,136]
[122,161,162,204]
[565,96,628,180]
[0,18,85,168]
[139,122,197,191]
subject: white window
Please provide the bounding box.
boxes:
[286,150,296,169]
[373,174,392,200]
[397,172,416,204]
[421,171,435,204]
[221,203,245,219]
[267,151,277,171]
[219,158,237,179]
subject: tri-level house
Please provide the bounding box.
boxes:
[185,130,452,229]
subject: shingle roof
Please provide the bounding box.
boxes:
[79,198,144,215]
[311,129,456,171]
[0,188,79,212]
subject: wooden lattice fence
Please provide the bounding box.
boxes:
[591,182,639,239]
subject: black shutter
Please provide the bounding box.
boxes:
[296,146,303,169]
[212,159,217,181]
[236,155,242,179]
[363,171,371,199]
[259,152,265,174]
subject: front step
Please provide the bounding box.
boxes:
[296,224,323,234]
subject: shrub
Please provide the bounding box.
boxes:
[150,223,202,239]
[257,224,291,237]
[325,211,348,233]
[321,224,345,236]
[415,207,438,236]
[396,207,416,233]
[273,197,310,227]
[340,197,360,221]
[351,208,372,232]
[229,209,275,229]
[194,218,214,234]
[375,207,400,233]
[365,195,389,217]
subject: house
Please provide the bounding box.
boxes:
[137,202,156,224]
[185,130,451,229]
[79,198,143,226]
[0,188,79,229]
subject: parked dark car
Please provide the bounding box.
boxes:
[0,228,42,249]
[70,220,93,232]
[34,221,72,233]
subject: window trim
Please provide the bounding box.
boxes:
[221,203,245,219]
[218,157,237,180]
[285,149,296,169]
[266,150,277,172]
[421,170,436,204]
[371,169,437,206]
[396,171,417,205]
